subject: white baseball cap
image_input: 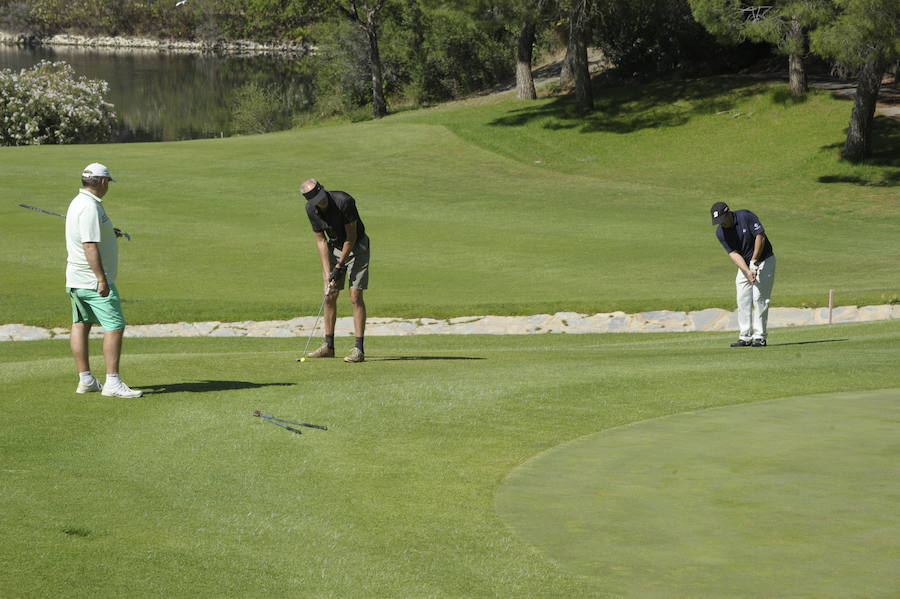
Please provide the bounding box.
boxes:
[82,162,115,182]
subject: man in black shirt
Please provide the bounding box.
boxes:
[711,201,776,347]
[301,178,370,362]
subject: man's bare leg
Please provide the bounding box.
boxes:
[350,288,366,338]
[70,322,92,373]
[103,328,124,375]
[323,290,340,336]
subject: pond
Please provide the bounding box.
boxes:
[0,44,314,142]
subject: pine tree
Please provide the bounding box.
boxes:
[810,0,900,160]
[688,0,833,96]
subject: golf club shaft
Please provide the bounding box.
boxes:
[19,203,65,218]
[19,203,132,240]
[300,286,332,357]
[261,417,303,435]
[259,413,327,431]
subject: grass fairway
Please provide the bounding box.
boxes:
[2,77,898,327]
[2,321,899,597]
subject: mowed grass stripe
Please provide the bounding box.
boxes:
[1,321,898,596]
[2,78,898,327]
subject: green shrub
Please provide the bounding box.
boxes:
[0,60,116,145]
[230,81,291,134]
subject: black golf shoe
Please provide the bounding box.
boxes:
[751,338,768,347]
[730,339,752,347]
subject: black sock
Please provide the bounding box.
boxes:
[325,334,335,350]
[355,337,364,352]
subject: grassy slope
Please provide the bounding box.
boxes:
[1,77,897,327]
[1,321,898,597]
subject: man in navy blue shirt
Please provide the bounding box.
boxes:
[711,202,776,347]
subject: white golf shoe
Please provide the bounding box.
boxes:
[75,378,102,394]
[101,380,143,398]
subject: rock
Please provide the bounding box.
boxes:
[768,308,816,328]
[0,304,896,342]
[2,324,54,340]
[689,308,731,331]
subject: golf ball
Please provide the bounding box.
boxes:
[300,357,306,363]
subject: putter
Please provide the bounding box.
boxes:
[253,410,328,431]
[295,284,334,362]
[19,203,132,240]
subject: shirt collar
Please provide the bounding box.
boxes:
[78,189,103,203]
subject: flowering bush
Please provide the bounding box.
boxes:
[0,60,116,145]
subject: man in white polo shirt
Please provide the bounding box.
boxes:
[66,163,142,398]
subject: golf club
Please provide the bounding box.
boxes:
[253,410,328,431]
[257,416,304,435]
[19,203,132,240]
[295,283,334,362]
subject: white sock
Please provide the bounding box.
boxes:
[105,373,121,386]
[79,371,94,385]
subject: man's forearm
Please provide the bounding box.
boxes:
[83,242,106,284]
[750,234,766,263]
[729,251,750,274]
[315,239,331,277]
[337,236,356,266]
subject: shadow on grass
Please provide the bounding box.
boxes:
[768,338,849,347]
[365,356,485,362]
[818,116,900,186]
[141,380,296,394]
[489,77,769,134]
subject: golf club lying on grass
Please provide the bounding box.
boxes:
[253,410,328,435]
[19,203,132,240]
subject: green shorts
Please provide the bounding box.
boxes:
[68,283,126,330]
[330,236,370,290]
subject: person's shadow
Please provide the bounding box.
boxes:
[767,338,849,347]
[364,356,485,362]
[140,381,296,394]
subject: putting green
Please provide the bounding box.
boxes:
[496,389,900,597]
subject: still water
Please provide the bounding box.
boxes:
[0,44,313,142]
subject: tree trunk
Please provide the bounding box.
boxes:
[842,53,887,161]
[516,21,537,99]
[787,18,807,96]
[570,0,592,112]
[560,22,573,87]
[364,16,388,118]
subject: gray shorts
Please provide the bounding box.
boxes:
[330,236,370,290]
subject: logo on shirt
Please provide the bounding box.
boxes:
[753,222,760,230]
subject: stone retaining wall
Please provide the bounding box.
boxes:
[2,304,897,341]
[0,31,310,55]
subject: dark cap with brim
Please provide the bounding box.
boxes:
[710,201,730,225]
[303,181,328,208]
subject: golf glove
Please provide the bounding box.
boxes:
[749,260,759,274]
[329,263,346,282]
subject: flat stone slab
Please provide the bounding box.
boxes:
[1,304,895,341]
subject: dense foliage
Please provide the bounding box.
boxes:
[0,0,315,40]
[592,0,758,76]
[0,0,762,109]
[0,60,116,145]
[2,0,891,157]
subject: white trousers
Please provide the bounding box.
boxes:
[735,255,776,341]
